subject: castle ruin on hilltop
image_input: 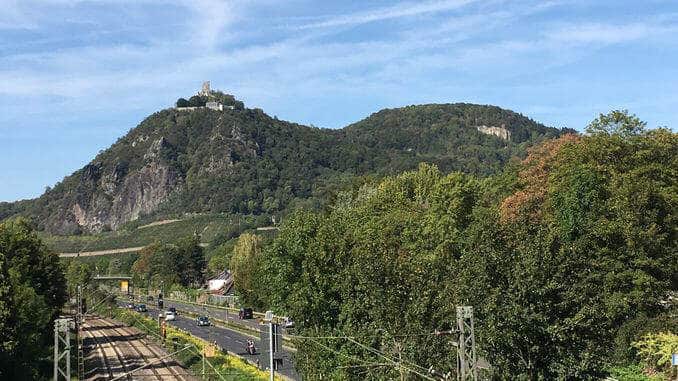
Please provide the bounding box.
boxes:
[199,81,211,97]
[176,81,231,112]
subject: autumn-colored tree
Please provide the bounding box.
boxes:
[499,133,580,222]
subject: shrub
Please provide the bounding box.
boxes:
[633,332,678,377]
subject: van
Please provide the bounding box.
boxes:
[239,308,253,319]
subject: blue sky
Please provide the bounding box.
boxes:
[1,0,677,202]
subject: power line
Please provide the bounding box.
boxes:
[297,333,442,380]
[344,337,438,381]
[287,329,456,379]
[287,330,455,340]
[305,337,373,367]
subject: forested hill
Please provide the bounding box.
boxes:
[0,91,568,234]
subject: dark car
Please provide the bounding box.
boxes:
[168,307,177,315]
[239,307,254,319]
[196,316,211,326]
[135,304,147,312]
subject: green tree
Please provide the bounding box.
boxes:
[260,164,479,379]
[176,97,190,107]
[131,236,206,289]
[230,233,264,306]
[188,95,206,107]
[175,235,205,287]
[586,109,646,136]
[65,260,93,294]
[0,218,67,379]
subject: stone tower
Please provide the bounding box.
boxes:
[200,81,211,96]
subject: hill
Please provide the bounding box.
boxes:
[0,88,569,235]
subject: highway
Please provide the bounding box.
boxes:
[152,298,264,333]
[133,303,300,380]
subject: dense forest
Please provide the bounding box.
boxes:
[233,111,677,379]
[0,91,569,235]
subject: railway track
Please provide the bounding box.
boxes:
[83,317,195,380]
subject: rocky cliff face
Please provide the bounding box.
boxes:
[46,137,183,233]
[72,161,181,232]
[476,124,511,141]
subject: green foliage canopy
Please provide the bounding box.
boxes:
[255,114,676,380]
[229,233,265,306]
[131,234,205,288]
[0,219,67,379]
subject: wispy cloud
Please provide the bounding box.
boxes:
[546,21,676,45]
[298,0,480,29]
[0,0,39,29]
[184,0,238,50]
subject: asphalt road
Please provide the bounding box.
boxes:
[130,303,299,380]
[154,298,264,332]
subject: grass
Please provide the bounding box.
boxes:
[42,213,262,252]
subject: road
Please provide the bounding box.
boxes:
[155,298,263,333]
[59,243,208,258]
[132,303,300,380]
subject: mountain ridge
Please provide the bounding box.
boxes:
[0,90,571,234]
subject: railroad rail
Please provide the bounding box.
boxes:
[82,317,195,380]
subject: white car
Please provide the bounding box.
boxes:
[165,311,176,321]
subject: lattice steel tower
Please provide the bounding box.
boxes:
[456,306,478,381]
[53,318,71,381]
[76,285,84,380]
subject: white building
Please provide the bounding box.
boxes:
[206,101,223,111]
[207,270,233,293]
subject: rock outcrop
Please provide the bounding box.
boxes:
[476,124,511,141]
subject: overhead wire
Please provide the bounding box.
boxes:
[288,330,448,380]
[344,337,438,381]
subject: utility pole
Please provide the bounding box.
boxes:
[53,318,71,381]
[456,306,478,381]
[269,321,274,381]
[77,285,85,380]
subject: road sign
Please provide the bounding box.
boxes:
[259,323,283,370]
[672,353,678,366]
[120,280,129,293]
